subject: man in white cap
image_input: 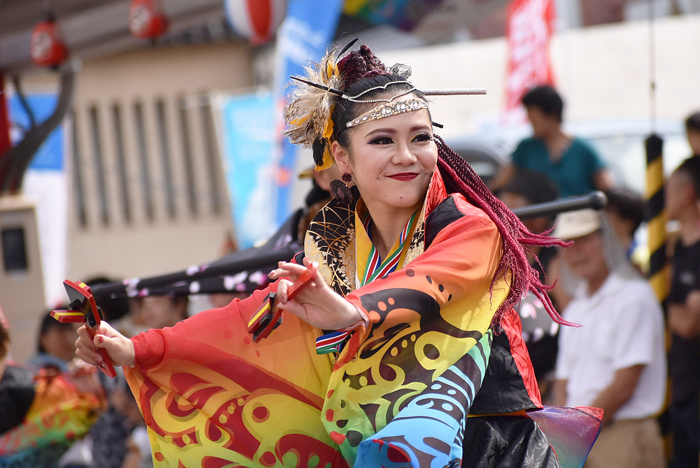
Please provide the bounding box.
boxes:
[551,209,666,468]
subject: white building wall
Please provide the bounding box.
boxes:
[378,14,700,138]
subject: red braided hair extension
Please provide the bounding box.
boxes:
[434,135,576,328]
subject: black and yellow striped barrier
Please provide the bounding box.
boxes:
[646,134,673,460]
[645,134,669,302]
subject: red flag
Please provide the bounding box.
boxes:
[503,0,556,125]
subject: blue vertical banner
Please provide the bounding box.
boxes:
[272,0,344,225]
[220,92,277,249]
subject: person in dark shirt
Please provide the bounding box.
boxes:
[665,154,700,468]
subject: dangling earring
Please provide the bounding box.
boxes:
[330,174,356,204]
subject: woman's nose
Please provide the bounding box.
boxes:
[393,143,417,165]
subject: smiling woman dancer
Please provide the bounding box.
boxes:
[75,44,600,468]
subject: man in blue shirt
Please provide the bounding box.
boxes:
[490,85,613,198]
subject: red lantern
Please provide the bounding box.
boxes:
[30,18,68,68]
[129,0,168,39]
[224,0,287,45]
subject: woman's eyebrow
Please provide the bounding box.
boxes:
[364,127,396,137]
[363,125,431,138]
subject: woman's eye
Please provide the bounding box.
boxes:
[413,133,433,142]
[369,136,393,145]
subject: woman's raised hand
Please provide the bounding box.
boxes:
[75,321,135,368]
[268,257,363,331]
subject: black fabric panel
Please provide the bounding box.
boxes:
[463,416,560,468]
[425,196,465,249]
[471,331,539,415]
[0,365,36,435]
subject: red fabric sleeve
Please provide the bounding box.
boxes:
[130,282,278,368]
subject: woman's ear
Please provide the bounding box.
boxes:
[331,141,351,175]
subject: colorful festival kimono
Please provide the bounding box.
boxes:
[124,169,601,468]
[0,365,105,467]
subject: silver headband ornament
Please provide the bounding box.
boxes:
[289,76,486,129]
[346,99,429,128]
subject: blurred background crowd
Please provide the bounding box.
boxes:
[0,0,699,467]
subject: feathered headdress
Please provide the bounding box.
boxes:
[283,42,354,170]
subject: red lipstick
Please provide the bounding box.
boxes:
[388,172,419,181]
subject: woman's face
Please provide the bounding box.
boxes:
[333,101,437,214]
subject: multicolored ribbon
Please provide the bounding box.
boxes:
[315,204,420,356]
[359,209,418,287]
[316,331,351,354]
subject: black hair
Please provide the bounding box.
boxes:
[305,177,331,207]
[500,168,559,206]
[674,154,700,198]
[521,85,564,122]
[686,112,700,133]
[604,187,645,234]
[37,309,74,353]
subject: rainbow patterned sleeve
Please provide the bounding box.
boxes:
[124,284,348,468]
[323,201,510,466]
[0,371,105,463]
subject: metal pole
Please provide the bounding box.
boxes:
[511,191,607,220]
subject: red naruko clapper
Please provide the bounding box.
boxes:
[51,280,117,378]
[247,262,317,343]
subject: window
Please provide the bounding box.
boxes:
[88,106,110,225]
[200,101,222,214]
[155,100,176,219]
[111,104,132,223]
[1,227,28,272]
[178,97,197,216]
[70,110,87,227]
[133,102,154,221]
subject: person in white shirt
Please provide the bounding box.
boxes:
[551,208,666,468]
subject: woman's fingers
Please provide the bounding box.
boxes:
[97,321,118,338]
[276,279,291,304]
[274,261,306,276]
[75,327,103,368]
[75,322,135,368]
[76,326,100,355]
[276,297,306,318]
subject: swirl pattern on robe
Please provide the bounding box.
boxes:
[124,170,600,468]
